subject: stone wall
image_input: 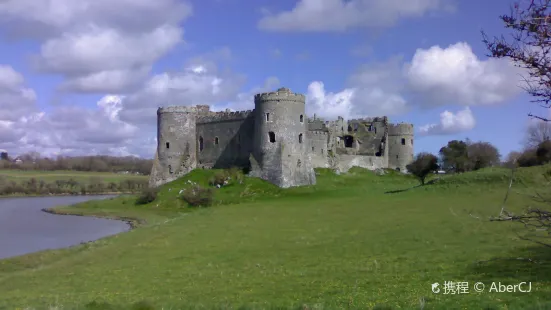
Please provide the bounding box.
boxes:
[336,154,386,173]
[307,130,329,168]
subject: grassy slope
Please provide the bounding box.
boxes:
[0,169,148,184]
[0,167,550,309]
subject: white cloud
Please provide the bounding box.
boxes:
[0,0,191,93]
[418,107,475,135]
[258,0,452,32]
[405,42,523,106]
[0,65,38,121]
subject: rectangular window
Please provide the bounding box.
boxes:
[266,113,270,121]
[166,142,170,149]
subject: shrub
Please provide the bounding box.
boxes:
[209,171,228,187]
[135,187,158,205]
[180,185,214,207]
[406,152,439,185]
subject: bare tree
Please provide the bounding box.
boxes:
[482,0,551,120]
[525,120,551,148]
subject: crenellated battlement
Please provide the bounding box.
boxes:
[158,106,199,114]
[308,130,329,136]
[196,109,254,124]
[388,123,414,135]
[254,87,305,104]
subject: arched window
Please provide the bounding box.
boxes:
[300,114,304,122]
[344,135,354,148]
[215,137,219,145]
[299,133,303,143]
[266,113,270,122]
[199,136,204,152]
[269,132,276,143]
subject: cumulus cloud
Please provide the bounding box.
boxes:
[418,107,476,136]
[258,0,452,32]
[0,65,38,121]
[0,0,191,93]
[405,42,523,106]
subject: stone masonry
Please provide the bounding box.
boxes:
[149,87,414,188]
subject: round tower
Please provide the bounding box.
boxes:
[152,106,197,186]
[387,123,414,173]
[251,87,316,187]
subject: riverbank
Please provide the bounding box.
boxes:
[0,191,136,198]
[41,206,145,229]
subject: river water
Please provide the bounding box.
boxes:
[0,195,130,260]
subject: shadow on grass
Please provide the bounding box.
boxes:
[467,245,551,283]
[384,178,440,194]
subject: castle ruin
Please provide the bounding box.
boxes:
[149,87,414,188]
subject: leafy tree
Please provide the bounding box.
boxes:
[466,141,501,170]
[406,153,439,185]
[482,0,551,120]
[503,150,523,167]
[439,140,469,172]
[536,139,551,163]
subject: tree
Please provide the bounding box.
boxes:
[525,121,551,148]
[439,140,469,172]
[504,150,523,167]
[406,153,439,185]
[466,141,501,170]
[482,0,551,120]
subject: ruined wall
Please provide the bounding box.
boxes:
[338,117,387,156]
[387,123,414,172]
[336,155,386,173]
[150,106,198,187]
[251,87,316,188]
[307,130,329,168]
[196,111,254,169]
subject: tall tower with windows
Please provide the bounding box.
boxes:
[387,123,414,172]
[250,87,316,187]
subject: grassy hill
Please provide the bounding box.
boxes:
[0,166,550,309]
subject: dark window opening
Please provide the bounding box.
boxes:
[374,127,377,134]
[341,126,344,131]
[396,167,400,172]
[375,151,381,157]
[266,113,270,121]
[299,133,303,143]
[312,146,315,151]
[199,136,204,152]
[344,135,354,148]
[168,165,173,174]
[347,125,352,132]
[269,131,276,143]
[166,142,170,149]
[401,138,405,145]
[411,139,413,145]
[215,137,219,145]
[300,115,304,122]
[396,155,399,159]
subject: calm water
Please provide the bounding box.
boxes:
[0,195,130,260]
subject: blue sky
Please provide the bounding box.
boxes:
[0,0,542,159]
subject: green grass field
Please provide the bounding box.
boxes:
[0,169,148,184]
[0,166,550,309]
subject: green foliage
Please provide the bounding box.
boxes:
[439,140,469,172]
[406,152,439,185]
[180,185,214,207]
[135,187,158,205]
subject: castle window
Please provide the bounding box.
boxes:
[375,152,381,157]
[199,136,204,152]
[312,146,315,152]
[347,125,352,132]
[168,165,173,174]
[396,155,399,159]
[166,142,170,149]
[266,113,270,122]
[411,139,413,145]
[299,133,303,143]
[341,126,344,131]
[215,137,219,145]
[269,131,276,143]
[396,167,400,172]
[300,114,304,122]
[344,135,354,148]
[401,138,405,145]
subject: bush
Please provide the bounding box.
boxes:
[180,185,214,207]
[135,187,158,205]
[209,171,228,187]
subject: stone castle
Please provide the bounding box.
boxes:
[149,87,414,188]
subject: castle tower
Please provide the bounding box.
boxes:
[250,87,316,188]
[149,106,198,187]
[387,123,414,172]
